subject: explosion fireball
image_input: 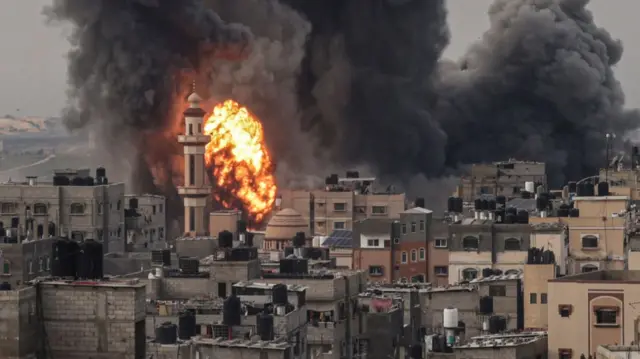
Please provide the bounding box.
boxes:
[204,100,277,224]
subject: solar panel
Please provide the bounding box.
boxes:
[322,230,353,248]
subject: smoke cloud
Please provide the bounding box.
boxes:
[46,0,639,211]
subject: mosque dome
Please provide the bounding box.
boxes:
[265,208,309,240]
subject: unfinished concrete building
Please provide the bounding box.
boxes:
[457,160,546,202]
[0,168,125,252]
[0,286,38,358]
[124,194,166,251]
[0,236,54,287]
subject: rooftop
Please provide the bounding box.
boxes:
[454,331,547,349]
[469,272,523,284]
[550,270,640,283]
[321,229,352,248]
[233,281,308,293]
[38,278,145,289]
[402,207,432,214]
[193,336,290,350]
[573,195,629,201]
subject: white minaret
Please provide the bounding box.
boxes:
[177,83,211,236]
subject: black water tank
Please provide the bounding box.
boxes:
[410,344,423,359]
[156,322,177,344]
[481,199,489,210]
[223,295,242,326]
[493,315,507,333]
[482,268,493,278]
[272,284,288,305]
[557,208,570,217]
[474,199,482,210]
[218,230,233,248]
[584,183,595,196]
[0,282,10,291]
[71,177,85,186]
[568,181,577,193]
[415,197,425,209]
[447,197,456,212]
[152,249,171,266]
[179,257,199,274]
[569,208,580,218]
[96,167,106,178]
[517,210,529,224]
[66,240,80,278]
[293,232,306,247]
[91,240,103,280]
[257,312,275,341]
[53,175,70,186]
[496,195,506,206]
[246,232,255,247]
[598,182,609,196]
[237,220,247,233]
[129,197,138,209]
[178,311,197,340]
[488,200,497,210]
[85,176,95,186]
[479,296,494,315]
[506,207,517,216]
[488,316,500,334]
[75,241,91,279]
[455,197,464,213]
[536,197,547,211]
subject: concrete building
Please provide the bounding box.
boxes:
[0,285,38,358]
[124,194,166,251]
[547,270,640,359]
[351,207,431,284]
[428,331,548,359]
[39,278,146,358]
[357,292,406,359]
[0,169,125,252]
[177,88,211,236]
[458,160,546,202]
[522,263,555,329]
[429,219,451,287]
[597,345,640,359]
[210,209,242,240]
[0,237,54,287]
[279,173,406,236]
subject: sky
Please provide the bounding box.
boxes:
[0,0,638,117]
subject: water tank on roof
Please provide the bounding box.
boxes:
[488,200,496,210]
[257,311,275,341]
[410,344,423,359]
[178,311,197,340]
[218,230,233,248]
[0,282,11,291]
[474,199,482,210]
[272,283,288,305]
[479,296,494,315]
[129,197,138,209]
[506,207,517,216]
[71,177,85,186]
[447,197,456,212]
[525,181,535,193]
[293,232,306,247]
[557,208,569,217]
[85,176,95,186]
[504,214,516,224]
[482,268,493,278]
[584,183,595,196]
[496,195,506,206]
[598,182,609,196]
[536,196,548,211]
[481,199,489,210]
[96,167,106,179]
[569,208,580,218]
[455,197,464,213]
[155,322,177,344]
[53,175,70,186]
[415,197,425,209]
[443,307,459,329]
[568,181,577,193]
[517,210,529,224]
[151,249,171,266]
[489,315,507,334]
[223,295,242,326]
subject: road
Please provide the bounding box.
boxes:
[0,154,56,175]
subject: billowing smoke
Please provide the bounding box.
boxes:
[46,0,639,210]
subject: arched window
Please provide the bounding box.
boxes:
[504,238,521,251]
[419,248,425,261]
[462,268,478,281]
[582,264,599,273]
[462,236,479,250]
[34,203,47,215]
[411,274,425,283]
[37,224,44,239]
[70,203,85,215]
[401,251,408,263]
[411,249,417,262]
[582,235,599,249]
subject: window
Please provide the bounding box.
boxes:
[371,206,387,215]
[33,203,47,215]
[2,261,10,274]
[559,305,572,317]
[419,220,425,231]
[197,123,201,134]
[530,293,537,304]
[39,257,44,272]
[218,282,227,298]
[152,205,157,215]
[70,203,85,215]
[410,249,417,262]
[462,268,477,280]
[582,264,599,273]
[0,202,16,214]
[401,252,408,263]
[411,222,416,233]
[595,308,618,325]
[419,248,425,261]
[435,266,448,276]
[411,274,425,283]
[541,293,547,304]
[159,204,164,213]
[384,240,391,248]
[582,235,598,249]
[333,203,346,212]
[434,238,447,248]
[28,260,33,274]
[117,200,122,211]
[368,266,384,277]
[401,223,407,234]
[462,236,479,250]
[189,154,195,186]
[504,238,521,251]
[367,239,380,247]
[333,221,345,230]
[97,202,102,215]
[489,285,506,297]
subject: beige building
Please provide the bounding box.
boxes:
[279,174,405,236]
[263,208,309,250]
[458,160,546,202]
[548,270,640,359]
[523,263,555,329]
[0,169,125,252]
[124,193,166,250]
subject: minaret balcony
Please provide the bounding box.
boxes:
[178,134,211,145]
[177,186,211,196]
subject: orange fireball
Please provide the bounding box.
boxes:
[204,100,277,223]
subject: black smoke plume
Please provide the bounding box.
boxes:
[47,0,639,208]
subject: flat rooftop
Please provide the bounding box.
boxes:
[39,278,145,288]
[454,331,547,349]
[193,336,290,350]
[573,196,629,201]
[233,281,307,293]
[550,270,640,283]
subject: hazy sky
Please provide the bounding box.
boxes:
[1,0,638,117]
